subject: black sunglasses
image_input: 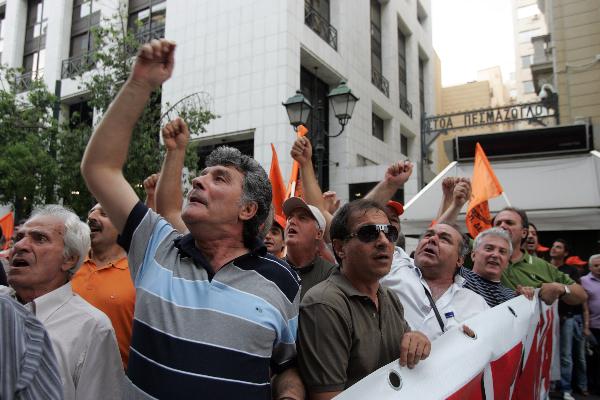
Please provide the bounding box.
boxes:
[346,224,399,243]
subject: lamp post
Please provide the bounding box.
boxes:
[283,81,359,188]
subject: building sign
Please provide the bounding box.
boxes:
[423,100,559,134]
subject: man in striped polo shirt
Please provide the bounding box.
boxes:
[82,39,304,399]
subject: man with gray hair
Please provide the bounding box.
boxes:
[459,228,534,307]
[381,222,489,340]
[1,204,123,399]
[81,39,303,399]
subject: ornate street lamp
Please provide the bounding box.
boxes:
[327,80,359,136]
[283,80,359,187]
[282,91,312,128]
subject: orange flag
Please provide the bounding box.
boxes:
[286,125,308,199]
[0,211,14,250]
[466,143,504,238]
[269,143,287,218]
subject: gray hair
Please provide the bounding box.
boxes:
[590,254,600,266]
[473,228,513,255]
[30,205,91,277]
[205,146,271,247]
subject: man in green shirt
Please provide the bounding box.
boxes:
[493,207,586,306]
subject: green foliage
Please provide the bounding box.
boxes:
[0,69,59,219]
[0,10,216,219]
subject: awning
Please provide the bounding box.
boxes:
[401,151,600,235]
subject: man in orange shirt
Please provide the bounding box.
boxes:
[72,203,135,368]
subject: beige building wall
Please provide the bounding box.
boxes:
[550,0,600,143]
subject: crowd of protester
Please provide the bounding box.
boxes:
[1,39,599,400]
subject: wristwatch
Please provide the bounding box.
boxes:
[561,285,571,297]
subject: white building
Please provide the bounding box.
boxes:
[1,0,435,202]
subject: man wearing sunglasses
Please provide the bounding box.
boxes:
[298,200,430,399]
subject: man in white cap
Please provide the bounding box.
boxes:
[283,197,336,299]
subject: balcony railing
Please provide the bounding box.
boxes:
[399,93,413,118]
[304,1,337,50]
[61,52,95,79]
[15,70,43,93]
[371,69,389,97]
[135,24,165,44]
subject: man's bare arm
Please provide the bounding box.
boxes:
[272,367,305,400]
[437,178,471,225]
[539,282,588,305]
[143,173,160,211]
[290,137,333,234]
[156,118,188,233]
[364,161,413,206]
[81,39,176,232]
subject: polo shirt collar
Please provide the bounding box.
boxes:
[173,233,267,276]
[28,282,72,323]
[511,252,532,266]
[329,269,384,299]
[84,255,129,270]
[285,256,318,272]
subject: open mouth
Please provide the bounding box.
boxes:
[188,191,207,205]
[286,227,298,236]
[11,258,30,268]
[374,253,391,261]
[422,246,437,256]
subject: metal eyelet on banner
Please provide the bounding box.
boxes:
[388,370,403,390]
[508,306,517,317]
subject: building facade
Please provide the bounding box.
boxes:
[1,0,436,202]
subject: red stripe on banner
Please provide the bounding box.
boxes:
[490,343,523,400]
[447,372,484,400]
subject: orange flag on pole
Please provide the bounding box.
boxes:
[0,211,14,250]
[286,125,308,199]
[466,143,504,238]
[269,143,287,219]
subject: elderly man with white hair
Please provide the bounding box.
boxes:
[1,204,123,399]
[459,227,534,308]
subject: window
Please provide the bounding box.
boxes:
[372,113,384,141]
[523,80,535,93]
[69,101,94,128]
[517,4,539,19]
[370,0,382,74]
[398,30,407,99]
[306,0,330,22]
[521,54,533,68]
[23,0,48,79]
[304,0,337,49]
[419,58,425,115]
[357,154,378,167]
[0,5,5,62]
[128,0,166,42]
[518,28,542,43]
[401,133,408,156]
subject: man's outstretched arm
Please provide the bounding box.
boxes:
[156,118,188,233]
[364,160,413,206]
[81,39,176,233]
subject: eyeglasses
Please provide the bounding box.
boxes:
[346,224,399,243]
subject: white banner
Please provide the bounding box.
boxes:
[336,294,557,400]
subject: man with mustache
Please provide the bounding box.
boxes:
[298,200,430,398]
[71,203,135,368]
[80,39,303,399]
[381,222,489,340]
[1,205,123,399]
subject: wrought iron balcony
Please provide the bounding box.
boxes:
[15,70,43,93]
[135,24,165,44]
[399,93,413,118]
[61,52,95,79]
[304,1,337,50]
[371,69,389,97]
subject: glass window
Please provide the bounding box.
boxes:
[401,134,408,156]
[398,29,407,98]
[419,59,425,115]
[370,0,382,73]
[521,54,533,68]
[372,113,384,141]
[523,80,535,93]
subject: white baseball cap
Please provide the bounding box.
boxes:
[282,197,326,231]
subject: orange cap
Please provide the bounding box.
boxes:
[386,201,404,216]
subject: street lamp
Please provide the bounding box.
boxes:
[282,90,312,128]
[283,80,359,187]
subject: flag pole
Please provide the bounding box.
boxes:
[501,192,512,207]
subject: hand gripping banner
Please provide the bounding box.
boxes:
[335,293,556,400]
